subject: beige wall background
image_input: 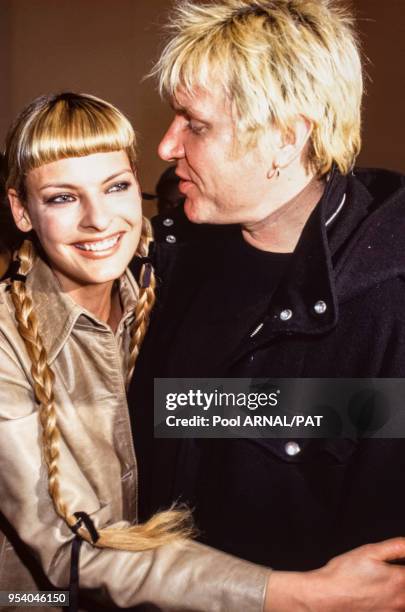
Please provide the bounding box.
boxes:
[0,0,174,216]
[0,0,404,209]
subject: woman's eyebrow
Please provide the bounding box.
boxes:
[39,169,133,191]
[39,182,77,191]
[102,169,133,184]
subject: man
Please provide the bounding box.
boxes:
[130,0,405,608]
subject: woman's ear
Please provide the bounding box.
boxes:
[8,189,33,232]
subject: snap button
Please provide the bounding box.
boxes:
[166,234,177,244]
[163,218,174,227]
[284,441,301,456]
[314,300,327,315]
[280,308,293,322]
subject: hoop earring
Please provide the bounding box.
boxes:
[266,166,280,180]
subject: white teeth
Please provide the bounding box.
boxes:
[75,235,120,252]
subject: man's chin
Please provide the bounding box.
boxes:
[183,198,207,224]
[184,198,229,226]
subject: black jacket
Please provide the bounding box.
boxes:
[129,167,405,571]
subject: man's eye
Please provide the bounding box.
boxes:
[107,181,130,193]
[187,121,205,135]
[46,193,75,204]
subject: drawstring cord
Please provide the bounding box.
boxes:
[68,512,99,612]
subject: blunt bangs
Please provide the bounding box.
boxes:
[6,93,137,195]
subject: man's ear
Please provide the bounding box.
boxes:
[273,116,313,169]
[8,189,33,232]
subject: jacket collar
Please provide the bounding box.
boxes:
[152,167,404,343]
[249,169,372,343]
[26,257,138,363]
[334,175,405,302]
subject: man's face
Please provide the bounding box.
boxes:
[158,84,278,225]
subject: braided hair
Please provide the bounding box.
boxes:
[5,93,193,551]
[127,216,156,387]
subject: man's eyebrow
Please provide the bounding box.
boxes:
[170,102,209,123]
[169,99,182,112]
[170,102,190,115]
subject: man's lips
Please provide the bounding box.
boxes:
[176,173,195,194]
[176,171,191,181]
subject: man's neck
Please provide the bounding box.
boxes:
[242,174,325,253]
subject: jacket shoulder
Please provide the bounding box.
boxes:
[336,168,405,301]
[353,167,405,204]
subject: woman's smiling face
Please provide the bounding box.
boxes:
[8,150,142,293]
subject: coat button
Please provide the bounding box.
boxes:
[166,234,177,244]
[313,300,327,314]
[280,308,293,321]
[163,218,174,227]
[284,441,301,456]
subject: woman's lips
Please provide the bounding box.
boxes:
[72,233,123,259]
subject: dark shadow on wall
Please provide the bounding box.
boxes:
[355,0,405,173]
[0,2,12,143]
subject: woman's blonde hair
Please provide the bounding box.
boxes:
[5,93,192,551]
[154,0,363,175]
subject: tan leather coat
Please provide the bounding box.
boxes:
[0,257,268,611]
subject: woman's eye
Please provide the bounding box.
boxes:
[107,181,130,193]
[46,193,75,204]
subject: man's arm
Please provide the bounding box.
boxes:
[264,538,405,611]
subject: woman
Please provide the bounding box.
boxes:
[0,92,269,611]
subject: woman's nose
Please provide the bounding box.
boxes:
[80,193,112,231]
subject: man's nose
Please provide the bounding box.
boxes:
[80,193,112,231]
[158,117,185,161]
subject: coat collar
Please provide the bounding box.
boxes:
[24,257,138,363]
[151,167,405,344]
[334,176,405,302]
[248,169,372,343]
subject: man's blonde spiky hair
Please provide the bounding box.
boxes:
[154,0,363,175]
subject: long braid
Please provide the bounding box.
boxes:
[10,240,193,551]
[10,240,72,526]
[126,217,156,387]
